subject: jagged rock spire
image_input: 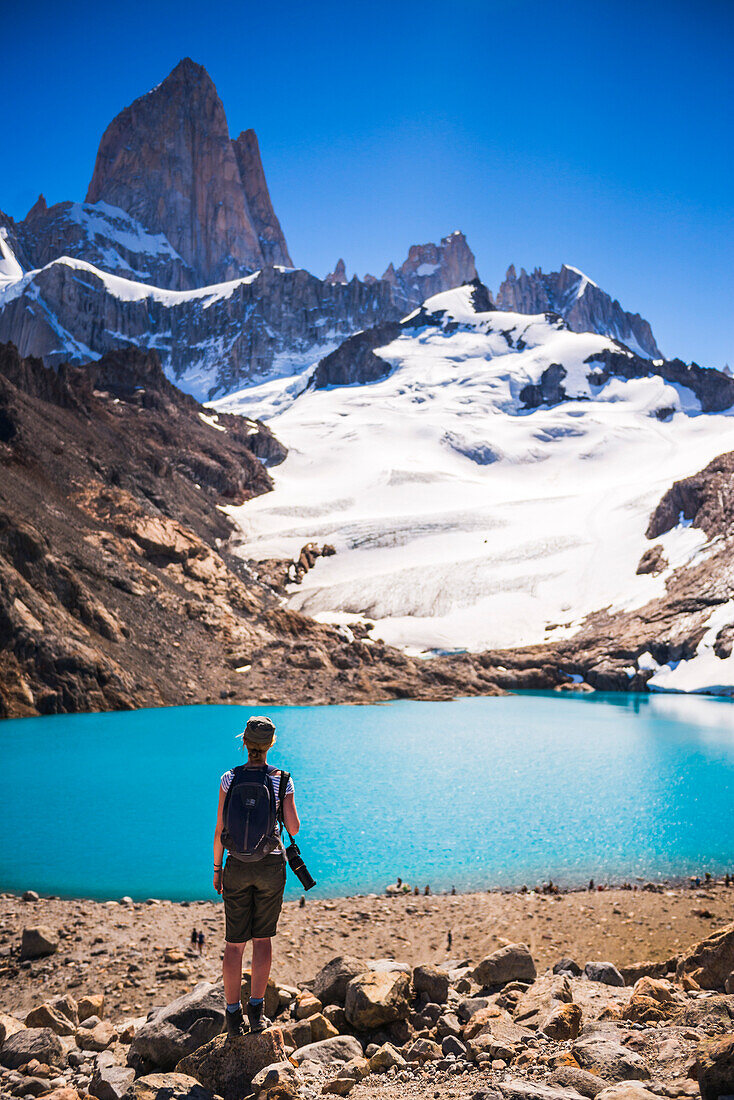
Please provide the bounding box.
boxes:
[86,58,265,284]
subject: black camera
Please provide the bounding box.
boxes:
[285,840,316,891]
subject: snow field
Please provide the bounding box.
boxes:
[221,287,734,669]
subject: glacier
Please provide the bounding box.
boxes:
[220,285,734,659]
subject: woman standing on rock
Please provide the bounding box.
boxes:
[213,715,300,1036]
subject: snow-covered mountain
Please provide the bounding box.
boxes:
[0,56,667,401]
[496,263,661,359]
[219,283,734,692]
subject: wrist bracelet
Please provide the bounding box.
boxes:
[214,865,222,870]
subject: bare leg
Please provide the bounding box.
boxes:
[250,937,272,999]
[223,941,247,1004]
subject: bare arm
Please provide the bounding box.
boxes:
[213,785,226,894]
[283,790,300,836]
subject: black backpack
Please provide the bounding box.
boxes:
[221,765,290,861]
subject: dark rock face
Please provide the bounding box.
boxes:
[497,262,661,358]
[86,58,264,285]
[647,451,734,540]
[519,363,567,408]
[231,129,292,268]
[586,347,734,414]
[0,259,400,399]
[311,323,402,389]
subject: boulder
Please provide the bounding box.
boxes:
[129,982,225,1071]
[280,1018,312,1050]
[322,1080,354,1096]
[572,1036,650,1082]
[464,1005,508,1040]
[436,1011,462,1038]
[290,1036,363,1068]
[79,995,105,1022]
[322,1006,347,1031]
[251,1059,301,1096]
[311,956,367,1007]
[90,1060,136,1100]
[540,1002,582,1040]
[0,1013,25,1044]
[472,943,536,988]
[368,1042,404,1073]
[404,1037,442,1063]
[133,1072,214,1100]
[548,1066,606,1097]
[0,1027,63,1068]
[76,1022,117,1051]
[456,995,493,1022]
[677,921,734,990]
[682,994,734,1034]
[176,1029,287,1100]
[621,977,684,1024]
[20,925,58,960]
[583,962,625,987]
[295,993,323,1020]
[500,1082,591,1099]
[466,1008,532,1063]
[514,973,573,1028]
[337,1057,370,1081]
[441,1035,467,1057]
[697,1033,734,1100]
[552,958,582,978]
[309,1014,339,1042]
[25,1003,77,1036]
[365,958,411,974]
[344,970,410,1030]
[595,1088,660,1099]
[413,964,449,1004]
[55,996,80,1025]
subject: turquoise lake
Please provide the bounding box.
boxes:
[2,692,734,900]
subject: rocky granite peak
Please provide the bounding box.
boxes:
[24,194,48,222]
[326,258,348,284]
[85,57,264,285]
[383,230,479,310]
[231,129,293,268]
[496,261,661,358]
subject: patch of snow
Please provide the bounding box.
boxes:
[415,263,440,276]
[198,411,226,432]
[0,229,23,287]
[648,602,734,695]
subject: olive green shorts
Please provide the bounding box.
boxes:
[222,854,286,943]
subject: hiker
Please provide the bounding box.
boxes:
[197,930,205,955]
[447,930,452,950]
[190,927,197,950]
[213,715,300,1036]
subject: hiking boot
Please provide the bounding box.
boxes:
[246,999,268,1033]
[225,1005,245,1037]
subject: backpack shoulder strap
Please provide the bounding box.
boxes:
[277,771,291,823]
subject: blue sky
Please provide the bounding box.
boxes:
[3,0,732,366]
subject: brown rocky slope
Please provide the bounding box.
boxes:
[0,343,501,718]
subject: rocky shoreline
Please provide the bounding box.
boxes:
[1,883,734,1099]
